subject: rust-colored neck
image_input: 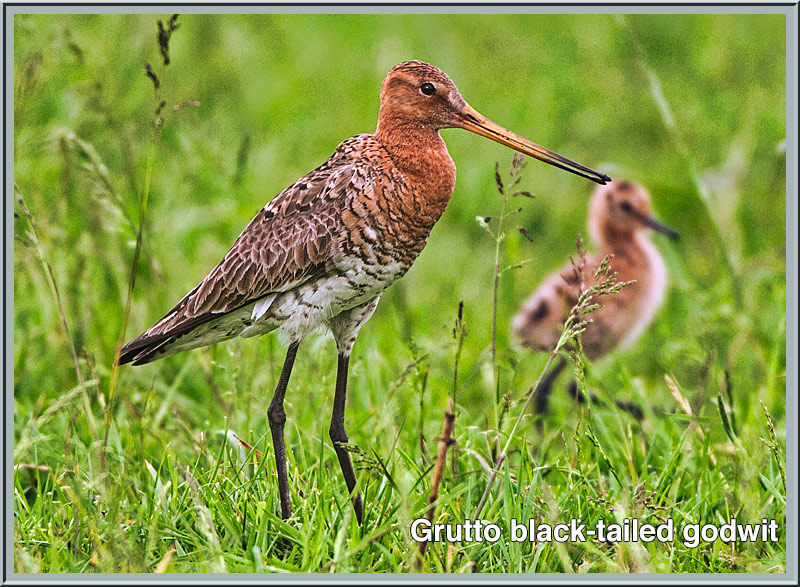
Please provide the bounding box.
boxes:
[376,116,442,169]
[601,225,634,247]
[375,116,457,223]
[600,225,649,264]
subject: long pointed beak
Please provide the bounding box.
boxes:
[632,211,681,240]
[457,104,611,185]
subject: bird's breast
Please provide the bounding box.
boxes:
[339,145,456,272]
[598,235,668,351]
[399,144,457,225]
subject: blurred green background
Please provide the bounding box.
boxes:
[13,12,786,573]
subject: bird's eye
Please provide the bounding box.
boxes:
[420,82,436,96]
[619,201,633,213]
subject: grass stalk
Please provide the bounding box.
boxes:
[478,154,532,455]
[103,96,160,456]
[759,400,786,492]
[475,249,629,519]
[15,184,103,469]
[103,16,179,455]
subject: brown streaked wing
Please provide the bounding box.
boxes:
[120,135,380,359]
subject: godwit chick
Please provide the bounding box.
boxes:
[120,60,610,524]
[512,180,679,414]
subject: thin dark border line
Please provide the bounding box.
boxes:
[4,3,800,7]
[3,0,7,583]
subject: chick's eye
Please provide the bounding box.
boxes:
[420,82,436,96]
[619,201,633,213]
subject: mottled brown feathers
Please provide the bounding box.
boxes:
[119,126,455,365]
[121,138,366,362]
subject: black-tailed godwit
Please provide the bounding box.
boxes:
[120,60,610,524]
[512,180,678,414]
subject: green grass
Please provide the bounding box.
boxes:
[13,13,787,573]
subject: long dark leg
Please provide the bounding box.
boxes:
[268,341,299,521]
[330,352,363,525]
[535,355,568,414]
[613,398,645,420]
[567,379,644,421]
[567,379,584,404]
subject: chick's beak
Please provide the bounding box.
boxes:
[637,213,681,240]
[456,104,611,185]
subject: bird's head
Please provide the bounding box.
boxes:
[377,60,611,185]
[589,181,680,243]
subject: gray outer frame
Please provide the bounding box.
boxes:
[5,3,797,584]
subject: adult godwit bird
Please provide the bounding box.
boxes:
[120,60,610,524]
[512,180,679,415]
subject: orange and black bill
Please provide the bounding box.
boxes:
[458,104,611,185]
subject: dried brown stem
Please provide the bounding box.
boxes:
[415,398,456,569]
[231,432,263,463]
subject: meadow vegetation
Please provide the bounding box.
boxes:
[13,13,787,573]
